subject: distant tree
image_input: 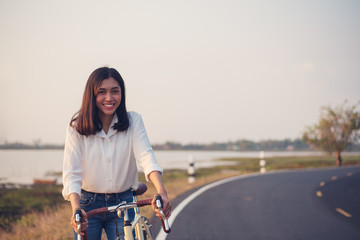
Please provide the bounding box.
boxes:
[302,101,360,166]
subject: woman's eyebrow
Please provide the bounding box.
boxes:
[98,86,120,91]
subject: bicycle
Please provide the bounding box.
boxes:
[75,182,171,240]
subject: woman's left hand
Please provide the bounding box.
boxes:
[152,192,172,219]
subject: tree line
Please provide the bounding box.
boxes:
[0,139,313,151]
[152,139,308,151]
[152,138,360,151]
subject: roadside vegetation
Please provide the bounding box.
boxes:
[303,101,360,166]
[1,154,359,239]
[0,185,63,231]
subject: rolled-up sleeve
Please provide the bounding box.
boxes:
[62,125,83,200]
[131,113,163,181]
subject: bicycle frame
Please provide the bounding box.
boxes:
[132,193,153,240]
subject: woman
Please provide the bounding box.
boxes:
[62,67,171,240]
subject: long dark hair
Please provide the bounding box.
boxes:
[70,67,129,135]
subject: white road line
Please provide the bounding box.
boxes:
[155,172,260,240]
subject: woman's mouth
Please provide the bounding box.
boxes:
[103,103,116,110]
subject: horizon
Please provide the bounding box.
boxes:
[0,136,308,146]
[1,1,359,145]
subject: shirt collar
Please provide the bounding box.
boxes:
[96,114,118,138]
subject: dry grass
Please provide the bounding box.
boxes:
[0,203,73,240]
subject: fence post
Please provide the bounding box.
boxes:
[259,151,266,173]
[187,155,196,183]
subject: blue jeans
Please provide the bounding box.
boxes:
[74,189,135,240]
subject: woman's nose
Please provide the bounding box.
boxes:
[105,92,112,100]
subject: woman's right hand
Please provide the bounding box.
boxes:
[70,209,88,235]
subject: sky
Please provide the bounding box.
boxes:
[0,0,359,145]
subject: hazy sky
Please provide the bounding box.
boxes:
[0,0,359,145]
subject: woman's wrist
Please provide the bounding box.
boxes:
[148,171,167,193]
[157,189,167,196]
[69,192,81,213]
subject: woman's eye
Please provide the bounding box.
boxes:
[97,90,105,94]
[112,90,120,94]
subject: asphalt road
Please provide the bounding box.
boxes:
[154,165,360,240]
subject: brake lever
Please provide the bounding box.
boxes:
[155,195,171,233]
[74,209,83,240]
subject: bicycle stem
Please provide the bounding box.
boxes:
[109,202,137,212]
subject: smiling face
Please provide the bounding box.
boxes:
[95,77,122,122]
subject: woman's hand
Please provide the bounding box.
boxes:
[152,192,172,219]
[70,209,88,235]
[159,192,172,218]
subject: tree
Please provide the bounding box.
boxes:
[303,101,360,166]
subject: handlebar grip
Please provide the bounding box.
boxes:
[86,207,109,218]
[74,209,83,222]
[137,199,152,207]
[155,195,163,208]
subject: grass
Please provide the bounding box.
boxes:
[219,155,360,172]
[0,154,359,239]
[0,185,64,231]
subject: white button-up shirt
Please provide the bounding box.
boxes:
[62,111,163,200]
